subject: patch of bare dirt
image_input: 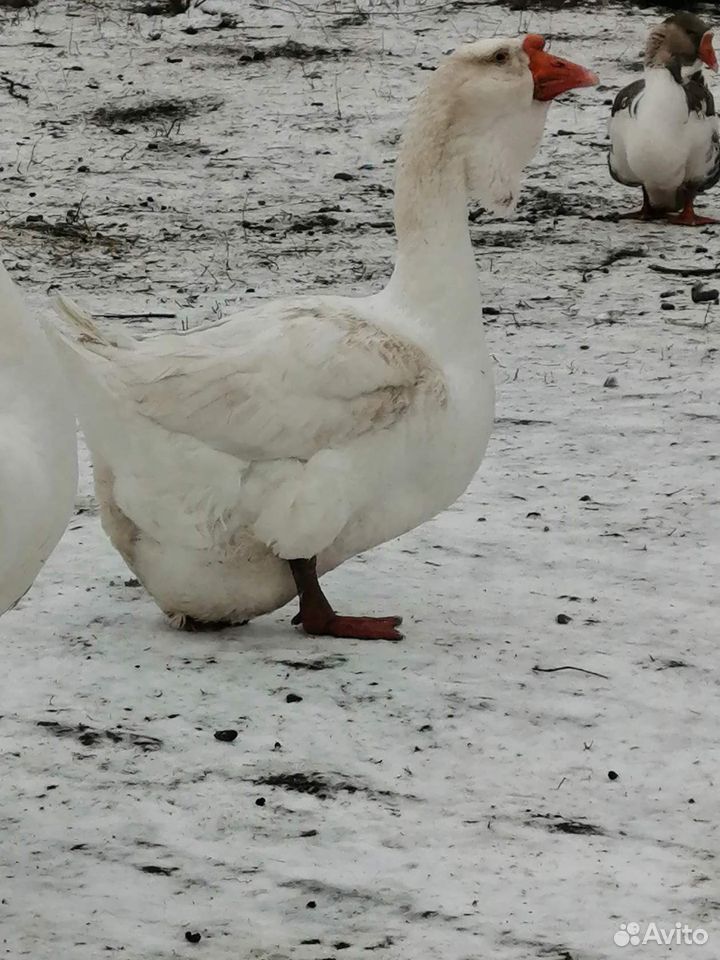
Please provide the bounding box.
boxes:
[89,96,222,129]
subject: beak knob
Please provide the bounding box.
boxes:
[522,35,599,101]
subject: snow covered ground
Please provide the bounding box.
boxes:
[1,1,718,957]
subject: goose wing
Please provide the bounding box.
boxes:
[683,74,720,193]
[608,79,646,187]
[53,296,447,463]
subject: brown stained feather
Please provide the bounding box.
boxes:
[335,311,447,397]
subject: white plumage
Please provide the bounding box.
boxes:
[43,36,595,634]
[48,290,473,623]
[0,262,78,615]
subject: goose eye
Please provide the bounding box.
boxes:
[494,50,509,64]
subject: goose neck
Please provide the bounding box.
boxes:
[384,89,480,326]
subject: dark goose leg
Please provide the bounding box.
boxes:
[289,557,403,641]
[618,187,663,221]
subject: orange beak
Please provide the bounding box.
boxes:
[523,34,599,101]
[699,31,718,72]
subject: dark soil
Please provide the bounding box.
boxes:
[90,97,222,128]
[135,0,190,15]
[37,720,162,752]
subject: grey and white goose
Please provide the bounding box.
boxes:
[609,12,720,225]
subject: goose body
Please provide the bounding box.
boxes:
[45,36,596,636]
[0,263,78,615]
[609,12,720,224]
[50,292,492,627]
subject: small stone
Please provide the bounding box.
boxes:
[77,165,90,173]
[660,302,675,311]
[556,614,572,625]
[255,797,266,806]
[286,693,303,703]
[688,798,695,804]
[213,729,238,742]
[603,375,618,388]
[306,900,317,909]
[185,931,201,944]
[691,283,719,304]
[333,172,354,181]
[608,770,619,781]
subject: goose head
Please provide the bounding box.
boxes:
[645,13,718,77]
[411,36,597,214]
[390,36,596,307]
[434,35,597,119]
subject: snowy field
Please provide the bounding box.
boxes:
[1,1,718,958]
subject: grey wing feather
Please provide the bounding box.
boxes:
[684,73,715,117]
[611,79,645,117]
[609,80,645,187]
[683,74,720,194]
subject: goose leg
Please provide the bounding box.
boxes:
[288,557,403,641]
[618,188,663,221]
[666,193,720,226]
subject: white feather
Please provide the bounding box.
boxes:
[0,263,78,614]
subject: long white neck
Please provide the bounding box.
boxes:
[384,85,480,333]
[380,75,544,355]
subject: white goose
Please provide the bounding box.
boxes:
[0,262,78,615]
[45,36,596,640]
